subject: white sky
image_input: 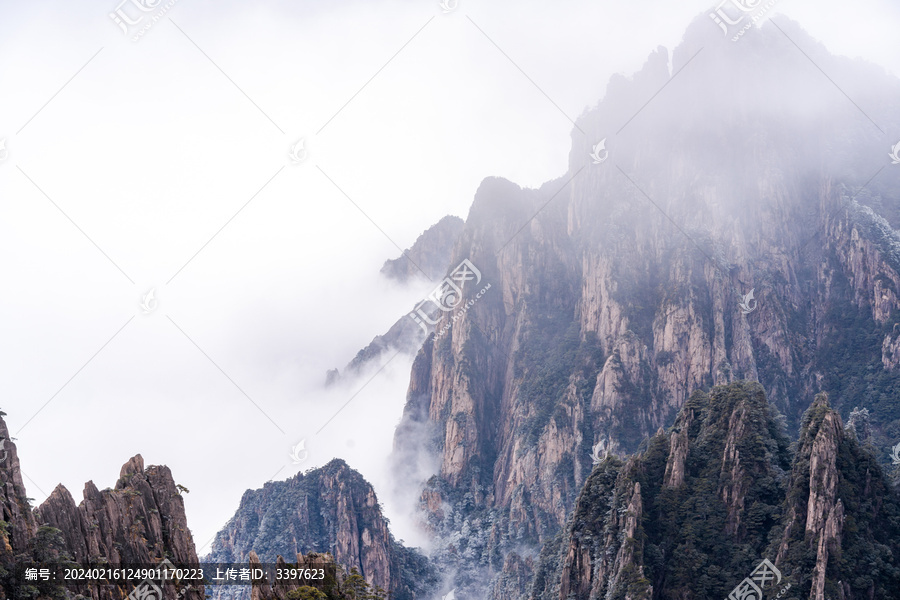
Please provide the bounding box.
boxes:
[0,0,897,554]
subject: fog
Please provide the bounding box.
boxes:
[0,0,897,554]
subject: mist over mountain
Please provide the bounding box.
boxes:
[5,7,900,600]
[381,13,900,599]
[211,11,900,599]
[381,216,465,285]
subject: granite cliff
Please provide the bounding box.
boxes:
[385,14,900,599]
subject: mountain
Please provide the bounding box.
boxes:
[380,216,465,284]
[386,13,900,599]
[0,412,202,600]
[530,381,900,600]
[206,459,436,600]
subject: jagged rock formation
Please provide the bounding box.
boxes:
[0,412,203,599]
[381,216,465,284]
[531,382,900,600]
[34,454,199,567]
[387,13,900,598]
[207,459,436,600]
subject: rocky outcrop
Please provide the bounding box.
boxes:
[208,459,436,600]
[554,456,653,600]
[662,390,703,488]
[381,215,465,284]
[881,322,900,369]
[538,382,789,600]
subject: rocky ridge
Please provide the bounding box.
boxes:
[380,216,465,284]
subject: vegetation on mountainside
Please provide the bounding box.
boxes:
[531,382,900,600]
[815,262,900,477]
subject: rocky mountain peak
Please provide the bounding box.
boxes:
[118,453,145,481]
[208,458,436,600]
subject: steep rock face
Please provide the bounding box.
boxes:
[208,459,436,600]
[0,412,35,563]
[534,383,900,599]
[381,215,465,284]
[390,14,900,598]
